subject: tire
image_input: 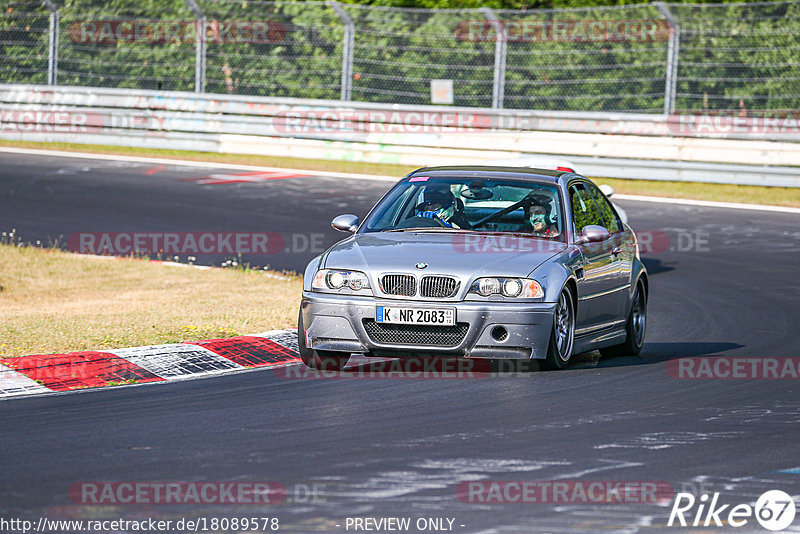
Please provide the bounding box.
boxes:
[542,286,576,371]
[600,280,647,358]
[297,311,351,371]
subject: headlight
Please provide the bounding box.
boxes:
[312,269,370,292]
[477,278,500,297]
[470,277,544,299]
[503,279,523,297]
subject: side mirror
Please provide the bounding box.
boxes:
[331,214,359,233]
[577,225,610,244]
[598,184,615,198]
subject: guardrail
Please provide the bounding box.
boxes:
[0,84,798,187]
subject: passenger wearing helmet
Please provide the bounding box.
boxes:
[415,186,470,229]
[524,195,559,238]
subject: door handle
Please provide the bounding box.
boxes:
[611,246,622,256]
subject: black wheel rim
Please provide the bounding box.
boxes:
[555,292,574,362]
[631,285,646,347]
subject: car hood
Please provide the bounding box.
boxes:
[323,231,566,280]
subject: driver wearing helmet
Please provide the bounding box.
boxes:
[524,195,559,238]
[415,186,470,229]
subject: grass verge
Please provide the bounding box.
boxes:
[0,242,302,357]
[1,139,799,208]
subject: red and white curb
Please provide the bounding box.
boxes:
[0,329,299,399]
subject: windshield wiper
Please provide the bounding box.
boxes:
[384,227,468,233]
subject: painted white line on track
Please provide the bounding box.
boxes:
[0,146,399,182]
[159,260,212,269]
[2,146,798,213]
[75,253,214,270]
[613,194,800,214]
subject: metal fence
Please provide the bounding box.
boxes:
[1,0,799,114]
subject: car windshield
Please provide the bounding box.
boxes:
[362,176,564,240]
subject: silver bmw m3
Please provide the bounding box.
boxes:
[298,166,648,371]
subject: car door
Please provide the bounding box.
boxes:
[587,182,632,320]
[568,181,626,334]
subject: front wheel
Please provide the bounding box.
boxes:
[297,311,351,371]
[600,280,647,357]
[542,286,575,371]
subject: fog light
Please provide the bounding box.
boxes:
[491,326,508,342]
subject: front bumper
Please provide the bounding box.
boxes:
[300,292,556,359]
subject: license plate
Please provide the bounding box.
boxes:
[376,306,455,326]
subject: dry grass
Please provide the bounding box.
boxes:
[1,139,797,208]
[0,243,302,357]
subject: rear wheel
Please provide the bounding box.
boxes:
[600,280,646,357]
[297,311,351,371]
[542,286,575,371]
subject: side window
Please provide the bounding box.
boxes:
[588,186,621,234]
[569,183,604,234]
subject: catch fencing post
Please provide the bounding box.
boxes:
[42,0,59,86]
[480,7,506,110]
[184,0,207,93]
[654,2,680,115]
[328,1,354,101]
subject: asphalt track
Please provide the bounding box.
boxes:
[1,152,800,533]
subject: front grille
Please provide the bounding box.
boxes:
[381,274,416,296]
[420,276,459,298]
[363,320,469,347]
